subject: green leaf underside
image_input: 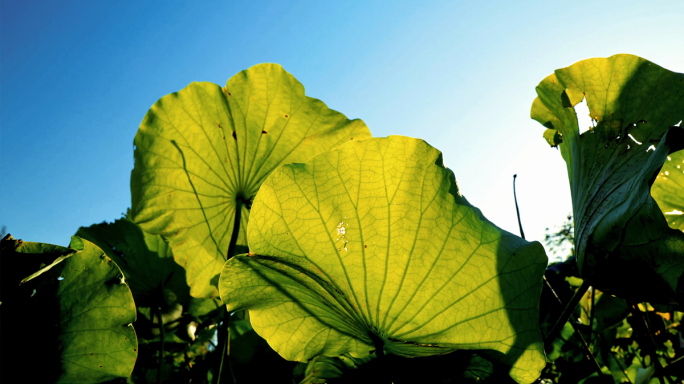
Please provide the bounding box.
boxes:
[131,63,371,298]
[531,54,684,304]
[220,136,547,383]
[76,216,190,308]
[1,236,137,383]
[652,150,684,231]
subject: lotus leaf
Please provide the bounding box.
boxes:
[531,54,684,304]
[652,150,684,231]
[131,63,371,298]
[220,136,547,383]
[76,216,190,310]
[0,235,137,383]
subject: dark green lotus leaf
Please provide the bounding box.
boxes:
[0,235,137,383]
[531,54,684,304]
[131,64,371,298]
[76,216,190,310]
[652,150,684,231]
[220,136,547,383]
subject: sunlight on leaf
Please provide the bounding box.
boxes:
[652,150,684,231]
[131,64,371,298]
[220,136,547,383]
[531,54,684,304]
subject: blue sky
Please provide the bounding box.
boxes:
[2,0,683,257]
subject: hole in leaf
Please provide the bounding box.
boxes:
[628,133,643,145]
[232,131,237,141]
[574,98,594,134]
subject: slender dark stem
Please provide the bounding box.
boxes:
[154,304,165,384]
[213,311,236,384]
[217,333,228,384]
[608,352,633,384]
[543,278,603,376]
[368,332,392,383]
[514,174,601,374]
[213,195,245,384]
[589,287,596,347]
[369,332,385,358]
[662,355,684,379]
[628,303,666,384]
[512,174,525,239]
[227,197,243,259]
[544,280,590,347]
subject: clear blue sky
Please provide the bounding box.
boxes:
[2,0,683,257]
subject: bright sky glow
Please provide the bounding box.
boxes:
[1,0,683,253]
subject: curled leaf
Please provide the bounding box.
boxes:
[531,54,684,304]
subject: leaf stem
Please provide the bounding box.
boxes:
[227,196,243,259]
[512,174,525,239]
[543,278,603,376]
[154,304,165,384]
[608,351,633,384]
[589,287,595,347]
[213,194,245,384]
[544,280,589,345]
[628,303,667,384]
[213,311,236,384]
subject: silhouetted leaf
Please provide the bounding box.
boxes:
[531,54,684,304]
[1,235,137,383]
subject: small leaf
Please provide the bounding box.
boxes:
[1,235,137,383]
[220,136,547,383]
[131,63,371,298]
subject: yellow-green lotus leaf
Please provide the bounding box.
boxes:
[652,150,684,231]
[131,64,371,298]
[220,136,547,383]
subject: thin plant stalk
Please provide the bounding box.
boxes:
[513,174,601,375]
[512,174,525,239]
[629,303,667,384]
[154,304,165,384]
[543,277,603,376]
[544,279,590,348]
[589,287,595,347]
[213,196,244,384]
[609,352,633,384]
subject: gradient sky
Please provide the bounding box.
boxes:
[2,0,683,259]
